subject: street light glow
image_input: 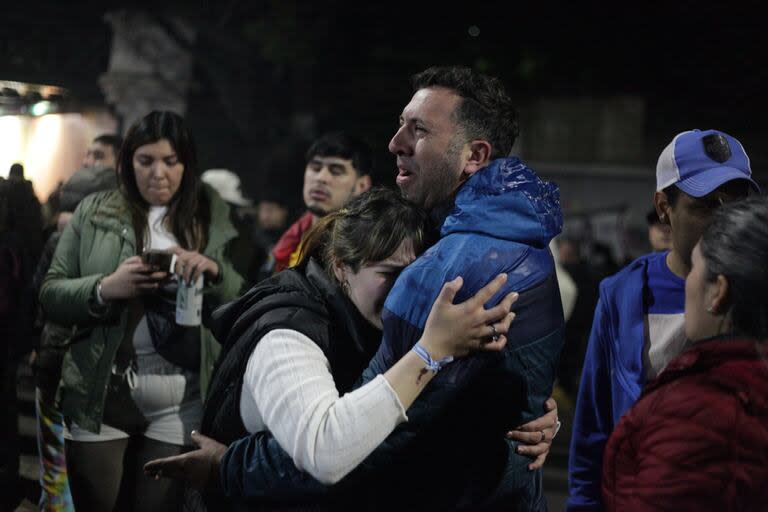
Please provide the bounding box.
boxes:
[30,100,54,116]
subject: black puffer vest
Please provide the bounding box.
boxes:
[201,258,381,446]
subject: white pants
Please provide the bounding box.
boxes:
[65,372,202,446]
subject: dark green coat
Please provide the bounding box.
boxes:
[39,187,245,433]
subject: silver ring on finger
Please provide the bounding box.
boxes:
[539,430,546,443]
[489,323,499,341]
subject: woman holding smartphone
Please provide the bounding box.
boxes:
[39,111,245,511]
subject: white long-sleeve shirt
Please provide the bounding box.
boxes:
[239,329,408,484]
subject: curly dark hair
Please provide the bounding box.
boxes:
[411,66,519,159]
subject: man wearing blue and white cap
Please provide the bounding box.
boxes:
[567,129,760,511]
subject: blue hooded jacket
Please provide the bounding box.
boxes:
[566,254,654,511]
[219,158,565,510]
[355,157,564,510]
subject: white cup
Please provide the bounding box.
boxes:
[171,254,203,326]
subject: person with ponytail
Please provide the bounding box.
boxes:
[145,187,518,509]
[40,111,245,511]
[602,195,768,510]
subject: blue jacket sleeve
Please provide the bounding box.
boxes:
[566,295,615,511]
[220,432,329,500]
[348,277,512,503]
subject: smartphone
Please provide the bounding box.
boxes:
[142,249,174,273]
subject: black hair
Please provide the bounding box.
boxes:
[646,208,662,226]
[0,169,43,259]
[298,187,434,276]
[93,134,124,159]
[662,185,681,207]
[117,111,209,251]
[9,163,24,179]
[699,195,768,340]
[305,131,373,177]
[411,66,519,159]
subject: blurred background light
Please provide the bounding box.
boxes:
[26,114,62,196]
[30,100,53,116]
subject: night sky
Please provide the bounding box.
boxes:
[2,0,765,201]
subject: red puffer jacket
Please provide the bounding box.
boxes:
[602,337,768,511]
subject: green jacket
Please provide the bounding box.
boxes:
[39,187,245,433]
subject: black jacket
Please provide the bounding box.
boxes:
[202,258,381,508]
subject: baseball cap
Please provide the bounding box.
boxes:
[656,129,760,197]
[201,169,253,206]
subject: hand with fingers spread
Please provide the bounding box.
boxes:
[143,431,227,490]
[419,273,519,361]
[169,246,220,284]
[99,255,168,300]
[506,397,559,470]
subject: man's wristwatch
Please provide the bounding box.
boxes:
[412,343,454,373]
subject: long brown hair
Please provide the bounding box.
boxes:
[297,187,434,279]
[117,111,210,252]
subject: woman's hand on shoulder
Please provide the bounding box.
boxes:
[420,273,518,361]
[100,256,166,300]
[169,247,220,284]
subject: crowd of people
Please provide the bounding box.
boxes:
[1,65,766,512]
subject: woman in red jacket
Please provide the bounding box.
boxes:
[602,194,768,511]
